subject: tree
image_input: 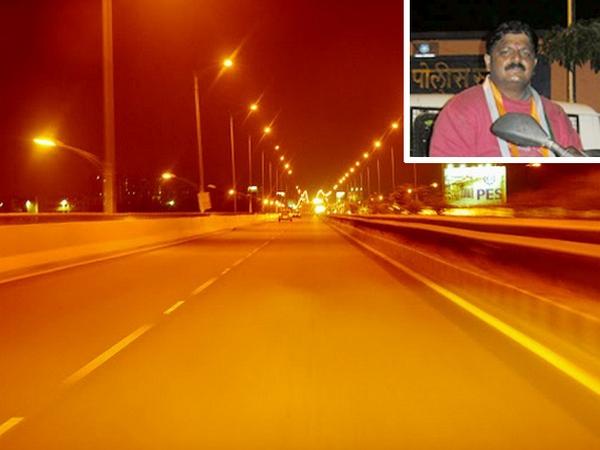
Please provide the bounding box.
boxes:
[542,19,600,73]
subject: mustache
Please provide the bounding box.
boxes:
[505,62,526,71]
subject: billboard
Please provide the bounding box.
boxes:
[444,165,506,206]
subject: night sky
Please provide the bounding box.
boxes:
[0,0,403,204]
[2,1,599,210]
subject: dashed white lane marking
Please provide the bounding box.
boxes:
[231,258,246,268]
[0,417,24,438]
[163,300,185,315]
[63,324,154,386]
[191,277,218,296]
[335,225,600,397]
[0,237,279,440]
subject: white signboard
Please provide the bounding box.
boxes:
[444,165,506,206]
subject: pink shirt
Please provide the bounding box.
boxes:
[429,85,582,157]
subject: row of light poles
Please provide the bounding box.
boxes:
[33,51,288,213]
[31,2,295,215]
[333,121,401,196]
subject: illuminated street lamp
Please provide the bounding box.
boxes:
[160,171,198,190]
[374,140,382,149]
[193,57,234,212]
[389,121,400,190]
[258,124,275,211]
[363,152,369,159]
[33,136,105,211]
[33,137,104,171]
[229,101,261,214]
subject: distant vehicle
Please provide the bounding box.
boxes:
[292,210,301,218]
[409,93,600,157]
[278,210,293,222]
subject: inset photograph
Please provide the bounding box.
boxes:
[406,10,600,162]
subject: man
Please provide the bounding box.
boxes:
[429,21,582,157]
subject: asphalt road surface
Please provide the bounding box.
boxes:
[1,217,599,449]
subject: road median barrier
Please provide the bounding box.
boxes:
[0,214,276,282]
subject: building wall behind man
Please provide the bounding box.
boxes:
[411,33,600,112]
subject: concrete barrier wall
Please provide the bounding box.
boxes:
[327,217,600,367]
[0,214,275,277]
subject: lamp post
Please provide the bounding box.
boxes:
[33,137,105,210]
[102,0,116,214]
[376,158,381,194]
[389,121,400,192]
[260,127,273,210]
[193,73,206,211]
[34,138,104,171]
[228,103,260,214]
[228,112,237,213]
[248,134,253,213]
[160,171,198,190]
[193,57,234,212]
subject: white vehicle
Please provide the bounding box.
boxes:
[409,93,600,157]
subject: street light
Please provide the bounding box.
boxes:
[33,136,105,211]
[33,137,104,171]
[228,102,260,214]
[193,57,234,212]
[160,171,198,189]
[389,121,400,190]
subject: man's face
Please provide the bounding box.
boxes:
[484,32,537,92]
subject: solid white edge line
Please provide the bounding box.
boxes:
[0,417,24,438]
[191,277,218,296]
[163,300,185,315]
[63,324,153,386]
[335,225,600,397]
[221,268,231,276]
